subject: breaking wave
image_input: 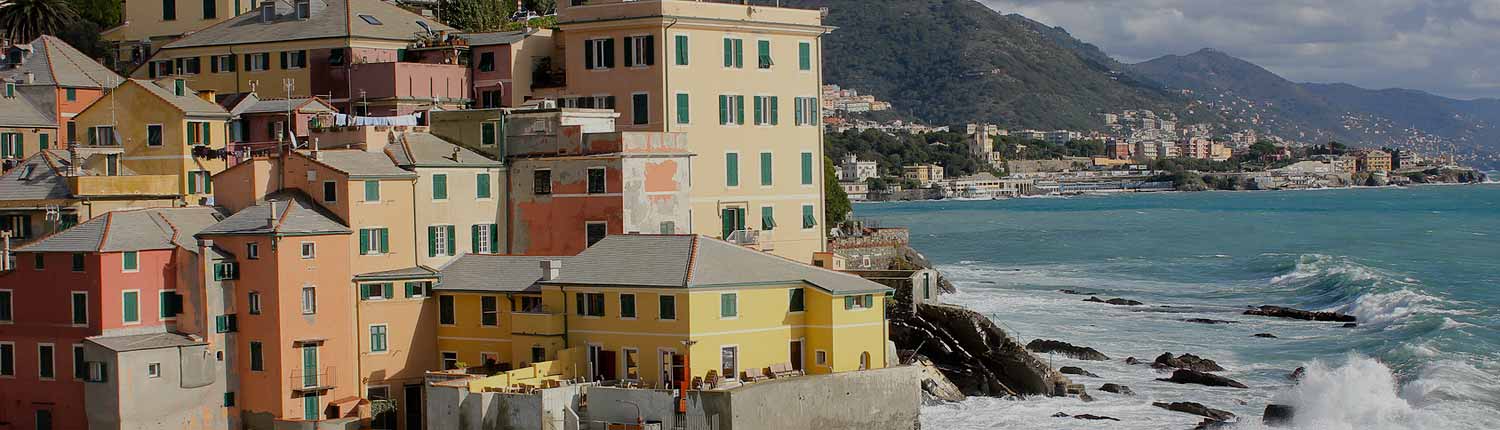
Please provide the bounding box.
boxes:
[1263,354,1500,430]
[1264,254,1453,328]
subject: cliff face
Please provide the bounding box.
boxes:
[892,303,1067,397]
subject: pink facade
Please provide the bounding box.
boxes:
[471,45,514,108]
[347,62,470,115]
[0,248,180,430]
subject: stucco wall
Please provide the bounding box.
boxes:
[713,365,921,430]
[425,383,585,430]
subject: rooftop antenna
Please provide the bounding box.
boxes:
[283,78,295,149]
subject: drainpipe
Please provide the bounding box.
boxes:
[662,18,678,134]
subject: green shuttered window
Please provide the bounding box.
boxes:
[122,291,139,323]
[477,173,491,199]
[676,93,690,124]
[432,174,448,200]
[760,152,773,186]
[720,293,737,318]
[725,153,739,187]
[675,34,689,65]
[799,42,812,70]
[801,153,814,185]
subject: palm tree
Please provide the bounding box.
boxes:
[0,0,79,43]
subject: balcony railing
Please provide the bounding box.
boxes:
[289,366,337,392]
[511,310,565,336]
[726,229,774,251]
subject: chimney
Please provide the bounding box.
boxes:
[197,89,216,103]
[540,260,562,281]
[23,72,33,84]
[260,0,275,22]
[310,140,321,161]
[266,199,279,226]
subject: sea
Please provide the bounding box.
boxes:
[854,183,1500,430]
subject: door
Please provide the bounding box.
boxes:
[720,208,745,239]
[35,408,52,430]
[587,345,603,381]
[302,346,318,387]
[303,394,319,421]
[404,384,423,430]
[598,350,618,381]
[659,351,676,385]
[721,346,738,380]
[789,340,803,371]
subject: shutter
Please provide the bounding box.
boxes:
[446,225,456,255]
[243,54,252,70]
[624,37,634,67]
[379,229,389,253]
[211,56,219,73]
[645,35,656,65]
[795,98,804,126]
[427,226,437,258]
[584,39,595,69]
[88,128,97,146]
[39,134,47,150]
[383,284,393,299]
[359,284,370,300]
[187,122,198,144]
[280,51,288,69]
[603,39,615,68]
[188,172,199,194]
[844,296,854,310]
[723,38,733,67]
[489,224,499,253]
[227,55,236,72]
[470,224,480,253]
[359,229,370,254]
[802,153,813,185]
[753,96,762,125]
[734,39,744,68]
[736,96,745,125]
[718,95,728,125]
[799,42,810,70]
[404,283,415,298]
[725,153,738,186]
[676,35,688,65]
[770,96,779,125]
[761,152,772,185]
[575,293,585,315]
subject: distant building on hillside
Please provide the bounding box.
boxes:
[902,163,944,185]
[839,154,878,182]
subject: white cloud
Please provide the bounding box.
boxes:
[978,0,1500,99]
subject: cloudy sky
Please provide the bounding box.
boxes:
[978,0,1500,100]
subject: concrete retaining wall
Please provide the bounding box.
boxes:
[700,366,922,430]
[426,383,584,430]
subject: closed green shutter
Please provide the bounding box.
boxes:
[799,42,811,70]
[795,98,805,126]
[427,226,437,258]
[760,152,772,185]
[470,224,480,253]
[489,224,499,253]
[735,96,746,125]
[379,229,389,253]
[769,96,779,125]
[753,96,763,125]
[718,95,728,125]
[676,93,690,124]
[801,153,814,185]
[359,284,370,300]
[122,292,139,323]
[383,284,393,299]
[725,153,738,187]
[482,122,495,145]
[723,38,733,67]
[675,35,689,65]
[445,225,456,255]
[39,134,47,150]
[359,229,370,254]
[404,282,416,298]
[733,39,743,68]
[477,173,491,198]
[720,293,736,317]
[844,296,855,310]
[123,251,138,271]
[364,181,379,201]
[432,174,447,200]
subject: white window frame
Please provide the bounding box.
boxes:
[69,291,87,326]
[361,228,385,256]
[300,242,316,259]
[720,345,739,381]
[246,242,259,259]
[674,91,691,126]
[0,341,13,378]
[480,296,499,327]
[147,362,161,378]
[433,226,450,257]
[672,32,690,68]
[248,291,262,315]
[621,347,640,380]
[368,324,389,354]
[587,38,611,70]
[145,123,164,147]
[121,289,141,325]
[37,343,55,381]
[719,292,738,320]
[476,224,493,254]
[121,251,140,273]
[627,35,652,68]
[287,51,307,69]
[247,53,269,71]
[440,351,459,370]
[366,283,388,301]
[301,286,316,315]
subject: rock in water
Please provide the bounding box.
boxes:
[1244,305,1356,322]
[1342,322,1359,328]
[1098,383,1134,395]
[1153,352,1226,372]
[1073,414,1120,421]
[1158,369,1248,388]
[1084,296,1144,306]
[1026,339,1111,361]
[1058,366,1100,378]
[1253,333,1278,338]
[1078,391,1095,402]
[1288,367,1305,381]
[1184,318,1237,324]
[1194,418,1233,430]
[890,304,1069,397]
[1051,412,1070,418]
[1058,289,1088,295]
[1152,401,1236,421]
[1124,356,1141,365]
[1264,404,1296,426]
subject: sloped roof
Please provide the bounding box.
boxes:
[386,132,500,168]
[137,79,232,117]
[87,332,204,352]
[161,0,453,49]
[304,149,416,179]
[0,85,58,127]
[241,97,338,115]
[460,29,535,47]
[16,207,222,253]
[354,265,438,281]
[437,254,559,293]
[546,235,892,294]
[197,190,350,237]
[0,150,71,202]
[217,92,260,116]
[0,35,121,88]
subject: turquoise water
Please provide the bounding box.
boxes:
[857,185,1500,429]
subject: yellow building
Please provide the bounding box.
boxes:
[102,0,251,70]
[435,234,892,390]
[71,78,231,201]
[548,0,834,261]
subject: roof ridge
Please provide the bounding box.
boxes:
[154,211,183,249]
[272,200,292,232]
[39,37,61,89]
[682,235,698,285]
[96,212,115,252]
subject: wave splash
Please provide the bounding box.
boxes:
[1268,354,1500,430]
[1267,254,1454,327]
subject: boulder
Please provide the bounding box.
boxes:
[1152,401,1236,421]
[1084,296,1144,306]
[1342,323,1359,328]
[1078,391,1095,402]
[1098,383,1133,395]
[916,358,966,404]
[1073,414,1120,421]
[1051,412,1070,418]
[1026,339,1110,361]
[1153,353,1226,372]
[1058,366,1100,378]
[1158,369,1248,388]
[1244,305,1356,322]
[1253,333,1278,338]
[891,304,1069,397]
[1264,404,1296,426]
[1184,318,1237,324]
[1193,418,1234,430]
[1058,289,1088,295]
[1124,356,1141,365]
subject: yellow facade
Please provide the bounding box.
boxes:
[131,38,364,97]
[411,166,507,268]
[554,0,832,261]
[103,0,250,46]
[70,79,230,199]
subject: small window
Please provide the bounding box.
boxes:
[0,290,11,323]
[632,93,649,125]
[478,52,495,72]
[38,344,55,380]
[619,293,636,319]
[481,296,499,326]
[533,169,552,195]
[122,251,139,272]
[248,292,262,315]
[441,352,458,370]
[585,222,607,248]
[72,253,85,271]
[359,14,382,25]
[789,288,805,312]
[0,342,12,377]
[322,181,337,202]
[249,341,264,371]
[439,295,455,325]
[301,287,316,314]
[477,173,492,199]
[720,293,737,318]
[658,295,676,320]
[69,292,86,325]
[574,292,605,317]
[431,174,448,200]
[146,125,163,146]
[587,167,606,194]
[369,325,388,353]
[147,363,161,378]
[122,291,140,323]
[364,180,380,202]
[32,254,43,270]
[246,242,259,260]
[816,350,827,365]
[300,242,316,259]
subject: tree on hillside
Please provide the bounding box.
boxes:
[439,0,515,32]
[0,0,78,42]
[522,0,555,14]
[67,0,117,28]
[824,156,851,227]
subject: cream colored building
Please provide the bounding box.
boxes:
[548,0,833,261]
[102,0,250,70]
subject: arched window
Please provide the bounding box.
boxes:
[859,351,870,370]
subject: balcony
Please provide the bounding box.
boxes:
[726,229,774,252]
[68,174,180,197]
[510,310,565,336]
[290,366,338,393]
